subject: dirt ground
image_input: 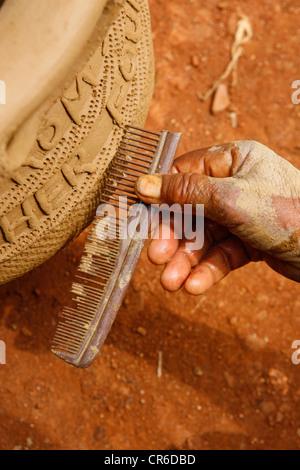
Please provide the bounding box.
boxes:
[0,0,300,450]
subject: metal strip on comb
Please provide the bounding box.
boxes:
[51,126,181,368]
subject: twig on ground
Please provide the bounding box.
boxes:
[157,351,163,379]
[198,14,253,102]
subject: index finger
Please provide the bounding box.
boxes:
[171,143,246,178]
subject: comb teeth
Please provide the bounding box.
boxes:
[51,126,181,368]
[99,127,163,209]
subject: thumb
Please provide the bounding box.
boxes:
[135,172,238,227]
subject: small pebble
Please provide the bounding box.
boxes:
[230,111,238,128]
[229,316,238,326]
[211,84,230,114]
[245,334,266,351]
[93,426,106,442]
[224,371,236,388]
[136,327,147,337]
[191,55,200,67]
[193,367,204,377]
[21,327,33,338]
[26,437,33,448]
[12,445,23,451]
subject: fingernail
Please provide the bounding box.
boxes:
[136,174,162,199]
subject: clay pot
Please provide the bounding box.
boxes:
[0,0,154,283]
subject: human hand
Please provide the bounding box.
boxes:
[135,140,300,295]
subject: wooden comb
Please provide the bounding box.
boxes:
[51,126,181,368]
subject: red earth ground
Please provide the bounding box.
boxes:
[0,0,300,450]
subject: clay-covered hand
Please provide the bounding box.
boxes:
[134,140,300,295]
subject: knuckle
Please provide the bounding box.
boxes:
[236,139,256,158]
[164,173,200,204]
[184,174,203,203]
